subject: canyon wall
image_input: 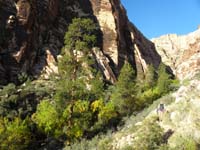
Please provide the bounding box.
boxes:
[0,0,161,84]
[152,29,200,80]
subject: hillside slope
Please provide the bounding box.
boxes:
[109,79,200,149]
[108,30,200,149]
[109,30,200,149]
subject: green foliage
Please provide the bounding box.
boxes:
[194,71,200,80]
[90,99,119,133]
[64,132,113,150]
[97,101,118,125]
[60,18,98,81]
[61,99,118,143]
[56,18,104,110]
[17,72,29,84]
[0,83,16,96]
[62,100,92,142]
[111,62,137,115]
[64,18,97,53]
[32,100,61,136]
[135,63,178,110]
[0,81,54,119]
[158,144,170,150]
[157,64,172,95]
[137,87,160,106]
[0,117,32,150]
[132,117,164,150]
[144,64,156,89]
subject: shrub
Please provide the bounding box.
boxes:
[0,117,32,150]
[132,117,164,150]
[168,134,199,150]
[98,102,118,125]
[32,100,62,136]
[62,100,93,142]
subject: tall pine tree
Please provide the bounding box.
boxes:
[111,62,137,115]
[55,18,104,110]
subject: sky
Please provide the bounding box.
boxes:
[121,0,200,39]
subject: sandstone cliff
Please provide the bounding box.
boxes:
[152,29,200,80]
[0,0,161,84]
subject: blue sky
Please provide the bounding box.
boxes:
[121,0,200,39]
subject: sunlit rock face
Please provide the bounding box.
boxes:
[90,0,161,80]
[152,29,200,80]
[0,0,161,84]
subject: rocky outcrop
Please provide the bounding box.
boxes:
[152,29,200,80]
[90,0,161,80]
[0,0,161,84]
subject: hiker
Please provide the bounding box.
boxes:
[156,103,165,121]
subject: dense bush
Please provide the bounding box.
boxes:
[0,117,32,150]
[132,117,164,150]
[62,100,93,142]
[32,100,61,136]
[0,81,54,119]
[168,134,199,150]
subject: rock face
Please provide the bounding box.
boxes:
[152,29,200,80]
[0,0,161,84]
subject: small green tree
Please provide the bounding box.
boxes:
[157,63,172,95]
[111,62,137,115]
[144,64,156,89]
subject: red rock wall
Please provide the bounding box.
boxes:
[0,0,161,84]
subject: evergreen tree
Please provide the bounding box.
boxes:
[55,18,104,110]
[111,62,137,115]
[157,63,172,95]
[144,64,156,89]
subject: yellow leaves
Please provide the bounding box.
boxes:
[98,102,117,124]
[91,99,104,112]
[63,105,72,119]
[73,100,90,113]
[65,119,84,141]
